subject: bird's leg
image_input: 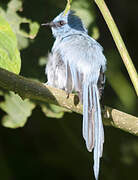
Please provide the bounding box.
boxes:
[64,88,71,99]
[76,90,83,104]
[66,91,70,99]
[43,82,49,86]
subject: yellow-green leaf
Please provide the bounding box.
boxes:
[41,103,71,119]
[0,0,40,46]
[0,16,21,74]
[0,92,36,128]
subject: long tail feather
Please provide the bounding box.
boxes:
[83,83,89,147]
[67,63,104,180]
[82,83,104,180]
[83,82,94,151]
[93,84,104,180]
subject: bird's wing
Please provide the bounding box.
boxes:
[56,34,106,91]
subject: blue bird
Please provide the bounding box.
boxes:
[43,10,106,180]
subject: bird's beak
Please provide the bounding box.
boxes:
[41,21,55,27]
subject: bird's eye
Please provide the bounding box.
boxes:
[58,20,66,26]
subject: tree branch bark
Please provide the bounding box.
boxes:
[0,67,138,135]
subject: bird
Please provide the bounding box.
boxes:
[42,10,106,180]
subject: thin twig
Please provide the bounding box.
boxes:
[94,0,138,96]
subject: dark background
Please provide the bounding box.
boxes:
[0,0,138,180]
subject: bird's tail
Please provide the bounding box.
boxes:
[82,82,104,180]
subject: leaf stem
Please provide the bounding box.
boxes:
[94,0,138,96]
[64,0,72,15]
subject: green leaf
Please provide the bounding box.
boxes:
[0,15,21,74]
[71,0,99,39]
[0,92,36,128]
[0,90,3,96]
[7,0,39,39]
[72,0,95,27]
[41,103,71,119]
[38,56,47,66]
[29,22,40,39]
[19,21,39,39]
[0,0,40,49]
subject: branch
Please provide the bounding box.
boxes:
[0,67,138,135]
[94,0,138,96]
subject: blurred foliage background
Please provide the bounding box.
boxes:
[0,0,138,180]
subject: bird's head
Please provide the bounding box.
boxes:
[42,10,87,38]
